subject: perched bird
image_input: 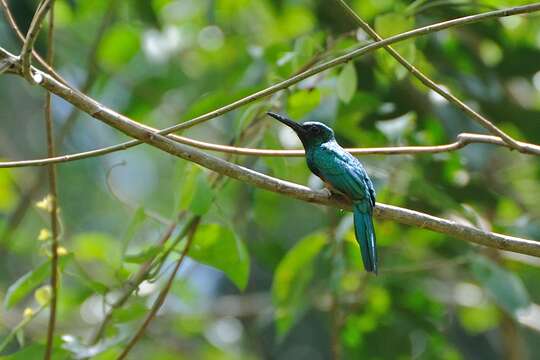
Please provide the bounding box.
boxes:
[267,112,378,273]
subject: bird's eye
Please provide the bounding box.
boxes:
[311,126,321,134]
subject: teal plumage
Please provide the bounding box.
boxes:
[268,112,378,273]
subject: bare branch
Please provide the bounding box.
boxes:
[87,212,188,346]
[116,217,201,360]
[336,0,526,151]
[2,56,535,258]
[0,132,539,169]
[19,0,53,84]
[1,0,68,85]
[1,3,539,165]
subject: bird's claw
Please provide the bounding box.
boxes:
[321,188,333,198]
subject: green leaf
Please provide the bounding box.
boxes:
[234,104,264,137]
[470,256,530,316]
[121,207,147,255]
[374,13,416,79]
[73,233,122,268]
[124,245,162,264]
[189,224,250,290]
[272,232,327,337]
[189,172,214,216]
[4,256,71,309]
[337,63,357,104]
[177,163,200,211]
[98,24,140,69]
[287,89,321,119]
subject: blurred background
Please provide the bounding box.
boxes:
[1,0,540,359]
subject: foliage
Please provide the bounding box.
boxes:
[0,0,540,359]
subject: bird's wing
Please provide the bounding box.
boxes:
[314,143,375,207]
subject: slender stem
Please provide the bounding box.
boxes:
[336,0,524,150]
[3,52,536,257]
[19,0,53,84]
[43,3,59,360]
[0,6,538,256]
[0,132,539,169]
[86,213,190,345]
[2,3,539,164]
[0,304,47,353]
[0,0,67,85]
[116,218,201,360]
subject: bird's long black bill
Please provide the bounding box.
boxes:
[267,112,303,133]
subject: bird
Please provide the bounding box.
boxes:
[267,112,378,273]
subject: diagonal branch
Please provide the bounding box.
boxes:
[116,217,201,360]
[2,3,539,164]
[19,0,53,84]
[0,0,67,85]
[336,0,525,151]
[2,55,537,258]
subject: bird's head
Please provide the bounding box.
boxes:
[267,112,335,148]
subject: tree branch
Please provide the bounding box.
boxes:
[1,3,538,165]
[0,131,539,169]
[116,217,201,360]
[336,0,526,151]
[19,0,53,84]
[0,0,67,85]
[1,53,536,258]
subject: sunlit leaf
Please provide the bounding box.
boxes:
[98,24,140,69]
[272,232,327,337]
[189,224,250,290]
[4,256,71,309]
[124,245,162,264]
[189,172,214,216]
[337,63,357,104]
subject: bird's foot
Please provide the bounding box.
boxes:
[321,187,333,198]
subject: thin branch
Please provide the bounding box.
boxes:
[2,3,538,165]
[89,118,261,346]
[2,56,535,258]
[87,212,190,346]
[43,4,59,360]
[0,0,67,85]
[0,132,539,169]
[116,217,201,360]
[336,0,525,151]
[1,6,539,256]
[55,0,120,140]
[19,0,53,84]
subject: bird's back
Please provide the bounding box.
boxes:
[307,140,375,206]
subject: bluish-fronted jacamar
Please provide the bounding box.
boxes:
[268,112,378,273]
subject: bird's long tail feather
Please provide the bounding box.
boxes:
[353,202,377,274]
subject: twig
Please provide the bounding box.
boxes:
[0,304,48,353]
[0,0,119,253]
[88,114,266,346]
[0,56,535,257]
[55,0,120,140]
[116,217,201,360]
[0,131,539,169]
[0,0,67,85]
[336,0,525,151]
[1,7,539,256]
[19,0,53,84]
[43,4,59,360]
[2,3,539,164]
[86,212,190,346]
